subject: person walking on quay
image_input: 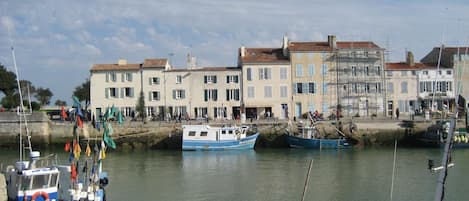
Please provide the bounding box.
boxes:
[396,108,400,120]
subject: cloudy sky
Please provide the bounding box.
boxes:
[1,0,469,104]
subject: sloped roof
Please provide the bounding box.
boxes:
[165,66,240,72]
[142,58,167,68]
[337,41,381,49]
[288,42,332,51]
[90,63,141,72]
[386,62,449,70]
[240,48,289,64]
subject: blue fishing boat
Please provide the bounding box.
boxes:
[286,125,350,149]
[182,125,259,151]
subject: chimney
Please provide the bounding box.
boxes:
[406,51,415,66]
[328,35,337,49]
[118,59,127,65]
[240,46,246,57]
[282,34,289,56]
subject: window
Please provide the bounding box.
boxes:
[401,82,408,93]
[200,131,208,136]
[401,71,407,76]
[323,83,328,94]
[106,87,118,98]
[438,70,442,75]
[204,89,218,101]
[321,64,328,75]
[259,68,271,80]
[296,64,303,77]
[226,75,239,83]
[264,86,272,98]
[364,51,369,57]
[123,87,134,98]
[387,83,394,93]
[296,83,303,94]
[280,86,288,98]
[376,66,381,75]
[280,68,288,80]
[106,72,117,82]
[308,82,316,94]
[150,77,160,85]
[173,89,185,100]
[247,68,252,81]
[204,75,217,84]
[226,89,240,101]
[352,66,357,76]
[411,71,416,76]
[214,107,227,118]
[122,72,133,82]
[423,71,428,75]
[247,86,255,98]
[365,83,370,93]
[32,174,49,189]
[365,66,369,76]
[308,64,315,76]
[188,131,196,136]
[353,83,358,93]
[447,70,452,75]
[387,71,393,77]
[50,173,58,187]
[176,75,182,84]
[446,81,452,92]
[149,91,160,101]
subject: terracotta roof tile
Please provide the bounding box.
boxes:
[142,58,167,68]
[240,48,289,64]
[165,66,240,72]
[288,42,332,51]
[386,62,449,70]
[337,41,381,49]
[90,63,141,71]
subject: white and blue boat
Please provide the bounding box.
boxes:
[182,125,259,151]
[287,125,350,149]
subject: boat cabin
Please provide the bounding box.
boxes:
[182,125,248,141]
[7,166,60,200]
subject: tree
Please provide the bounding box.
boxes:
[0,63,17,96]
[35,87,53,106]
[55,99,67,106]
[73,79,90,109]
[135,91,146,122]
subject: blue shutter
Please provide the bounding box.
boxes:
[214,76,217,83]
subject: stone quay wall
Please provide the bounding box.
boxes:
[0,112,451,150]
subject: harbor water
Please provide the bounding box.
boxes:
[1,148,468,201]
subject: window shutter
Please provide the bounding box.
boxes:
[214,76,217,83]
[235,89,239,101]
[121,73,125,82]
[106,73,109,82]
[204,76,207,84]
[213,90,217,101]
[226,76,229,83]
[115,88,119,98]
[303,83,308,94]
[258,69,262,80]
[235,76,238,83]
[314,83,318,94]
[105,88,109,98]
[172,90,176,99]
[293,84,297,94]
[121,88,124,98]
[130,88,134,97]
[149,77,153,85]
[267,69,272,79]
[204,90,208,102]
[128,73,133,81]
[157,92,160,100]
[181,90,185,99]
[149,92,152,101]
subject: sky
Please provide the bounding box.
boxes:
[1,0,469,105]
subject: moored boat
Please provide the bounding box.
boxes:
[418,120,469,148]
[286,125,350,149]
[182,125,259,151]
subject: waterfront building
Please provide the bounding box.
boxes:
[238,37,291,120]
[90,59,144,118]
[421,47,469,108]
[385,52,421,117]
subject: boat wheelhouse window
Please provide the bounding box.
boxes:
[50,173,58,187]
[32,174,50,189]
[200,131,208,136]
[188,131,196,136]
[222,130,226,134]
[228,130,233,134]
[20,176,32,190]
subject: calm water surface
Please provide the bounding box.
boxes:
[1,148,468,201]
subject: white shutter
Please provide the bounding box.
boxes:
[149,92,152,101]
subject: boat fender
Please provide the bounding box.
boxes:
[31,191,49,201]
[455,136,460,143]
[100,177,109,187]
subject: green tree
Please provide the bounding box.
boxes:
[135,91,146,122]
[55,99,67,106]
[35,87,53,106]
[0,63,17,96]
[73,79,90,109]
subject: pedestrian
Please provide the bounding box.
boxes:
[396,108,400,120]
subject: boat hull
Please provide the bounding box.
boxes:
[287,135,350,149]
[183,133,259,151]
